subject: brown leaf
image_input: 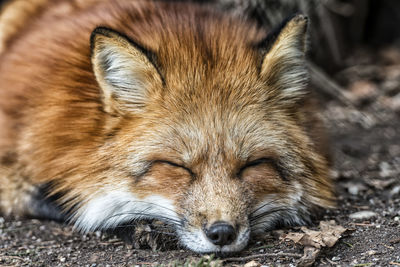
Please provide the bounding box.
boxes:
[281,220,347,249]
[297,246,320,267]
[300,227,324,248]
[283,232,305,243]
[319,220,347,247]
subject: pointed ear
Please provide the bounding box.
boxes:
[260,15,309,103]
[91,27,163,114]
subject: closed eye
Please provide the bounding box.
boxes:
[153,160,195,178]
[238,158,288,181]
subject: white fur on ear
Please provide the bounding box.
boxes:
[261,15,309,103]
[91,27,162,114]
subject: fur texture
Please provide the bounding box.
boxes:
[0,0,334,253]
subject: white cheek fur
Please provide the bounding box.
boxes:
[73,190,179,233]
[71,183,307,253]
[72,188,251,253]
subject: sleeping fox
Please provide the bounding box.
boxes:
[0,0,334,253]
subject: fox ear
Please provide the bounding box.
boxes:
[91,27,162,114]
[260,14,309,103]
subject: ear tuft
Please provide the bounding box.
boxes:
[91,27,162,115]
[260,14,309,103]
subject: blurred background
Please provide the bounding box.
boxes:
[179,0,400,108]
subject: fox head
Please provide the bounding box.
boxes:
[58,14,335,253]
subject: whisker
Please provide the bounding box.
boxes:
[249,199,282,216]
[250,207,298,227]
[124,200,183,217]
[98,200,186,226]
[250,206,293,222]
[106,212,183,226]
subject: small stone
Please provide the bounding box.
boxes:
[60,257,66,262]
[349,186,359,195]
[341,180,368,194]
[379,161,394,177]
[95,231,102,238]
[244,260,261,267]
[349,211,377,220]
[332,256,341,261]
[345,182,367,195]
[390,186,400,197]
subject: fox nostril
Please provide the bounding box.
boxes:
[205,221,237,246]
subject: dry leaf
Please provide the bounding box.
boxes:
[281,220,347,249]
[297,246,320,267]
[319,220,347,247]
[283,232,305,243]
[300,227,325,248]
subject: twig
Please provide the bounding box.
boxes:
[390,238,400,244]
[321,0,354,17]
[223,252,302,262]
[315,3,343,64]
[343,241,353,248]
[390,262,400,266]
[383,244,394,250]
[307,61,354,107]
[0,255,26,262]
[351,223,373,227]
[249,244,274,251]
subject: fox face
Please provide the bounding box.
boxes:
[75,15,334,253]
[0,1,334,254]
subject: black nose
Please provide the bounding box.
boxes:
[205,221,237,246]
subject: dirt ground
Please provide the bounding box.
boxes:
[1,45,400,266]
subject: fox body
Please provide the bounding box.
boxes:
[0,0,334,253]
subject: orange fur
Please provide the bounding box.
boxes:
[0,0,334,253]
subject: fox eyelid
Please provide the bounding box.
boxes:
[245,158,276,168]
[237,158,273,175]
[154,160,196,179]
[238,158,289,181]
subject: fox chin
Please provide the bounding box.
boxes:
[0,0,335,253]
